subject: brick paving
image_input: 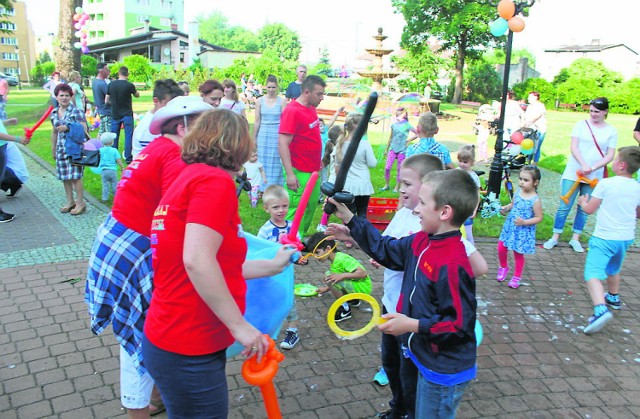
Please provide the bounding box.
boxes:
[1,149,639,418]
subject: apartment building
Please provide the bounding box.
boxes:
[0,1,36,83]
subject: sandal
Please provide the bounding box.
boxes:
[60,203,76,213]
[149,399,166,416]
[70,202,86,216]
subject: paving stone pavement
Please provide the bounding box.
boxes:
[1,149,639,418]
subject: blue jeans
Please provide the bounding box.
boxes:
[0,144,6,211]
[142,335,229,419]
[532,131,546,163]
[415,374,470,419]
[111,115,134,162]
[381,305,409,418]
[553,178,594,235]
[101,169,117,201]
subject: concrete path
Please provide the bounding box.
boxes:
[1,148,639,418]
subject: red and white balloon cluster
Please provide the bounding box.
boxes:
[72,7,91,54]
[489,0,526,37]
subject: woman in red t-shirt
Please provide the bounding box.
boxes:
[143,109,293,417]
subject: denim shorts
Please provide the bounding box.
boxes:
[584,236,633,281]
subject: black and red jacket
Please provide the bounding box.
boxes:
[347,217,477,375]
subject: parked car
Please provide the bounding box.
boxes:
[0,72,19,86]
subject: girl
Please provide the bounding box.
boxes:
[497,165,543,289]
[457,144,481,244]
[243,151,267,207]
[220,79,246,118]
[316,125,344,233]
[382,107,416,192]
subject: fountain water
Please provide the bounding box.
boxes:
[357,27,400,91]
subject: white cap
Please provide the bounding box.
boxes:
[149,96,214,135]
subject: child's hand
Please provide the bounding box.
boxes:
[4,117,17,126]
[378,313,416,336]
[514,217,525,226]
[326,197,354,224]
[577,194,589,207]
[324,273,343,285]
[273,246,297,269]
[324,223,352,242]
[369,258,382,269]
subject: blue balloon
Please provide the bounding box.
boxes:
[226,233,295,357]
[521,147,534,156]
[489,18,509,37]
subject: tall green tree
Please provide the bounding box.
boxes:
[313,48,333,77]
[257,23,301,62]
[393,48,444,92]
[483,48,536,68]
[392,0,501,103]
[197,11,259,52]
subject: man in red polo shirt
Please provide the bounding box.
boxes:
[278,74,326,235]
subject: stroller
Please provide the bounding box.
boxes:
[507,127,539,165]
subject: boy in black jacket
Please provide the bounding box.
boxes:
[326,169,478,418]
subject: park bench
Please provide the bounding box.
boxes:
[132,82,148,91]
[581,104,591,111]
[459,101,481,113]
[558,103,577,111]
[316,108,347,120]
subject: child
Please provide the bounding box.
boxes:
[497,165,543,289]
[577,146,640,334]
[405,111,455,169]
[316,125,344,233]
[326,169,480,418]
[306,232,372,322]
[96,132,125,202]
[243,151,267,208]
[257,185,301,349]
[457,145,481,244]
[382,107,415,192]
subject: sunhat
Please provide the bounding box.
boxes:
[99,132,117,143]
[149,96,214,135]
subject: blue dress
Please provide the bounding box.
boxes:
[499,190,538,254]
[256,96,284,191]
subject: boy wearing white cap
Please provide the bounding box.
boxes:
[96,132,124,202]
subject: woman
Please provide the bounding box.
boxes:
[523,91,547,165]
[43,71,62,107]
[253,75,285,191]
[504,90,523,135]
[50,83,88,215]
[85,96,214,418]
[198,79,224,108]
[220,78,246,118]
[68,70,85,113]
[142,109,293,417]
[544,97,617,253]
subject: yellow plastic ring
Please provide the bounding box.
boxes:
[326,293,386,340]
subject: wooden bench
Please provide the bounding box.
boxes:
[558,103,577,111]
[581,104,591,111]
[458,101,481,113]
[316,108,347,120]
[132,82,148,91]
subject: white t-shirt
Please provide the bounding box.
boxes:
[380,207,477,313]
[244,161,264,186]
[131,111,158,158]
[220,98,246,115]
[591,176,640,241]
[563,121,618,182]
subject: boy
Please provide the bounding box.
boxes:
[405,111,455,169]
[257,185,301,349]
[327,169,479,418]
[306,232,372,322]
[96,132,125,202]
[577,146,640,334]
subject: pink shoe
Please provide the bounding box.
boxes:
[496,267,509,282]
[508,276,521,289]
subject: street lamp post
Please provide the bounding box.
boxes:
[14,44,21,90]
[486,0,535,202]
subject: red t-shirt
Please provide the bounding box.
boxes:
[145,163,248,355]
[279,100,322,172]
[111,136,186,236]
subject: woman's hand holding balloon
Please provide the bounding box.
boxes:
[233,321,269,363]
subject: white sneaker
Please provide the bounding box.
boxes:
[568,240,585,253]
[543,239,558,250]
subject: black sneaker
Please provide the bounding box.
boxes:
[334,304,352,322]
[7,184,22,198]
[280,329,300,350]
[605,293,622,310]
[348,299,361,307]
[0,211,15,223]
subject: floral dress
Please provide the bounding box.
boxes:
[51,104,85,181]
[499,190,539,254]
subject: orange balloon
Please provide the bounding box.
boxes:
[497,0,516,20]
[508,16,525,32]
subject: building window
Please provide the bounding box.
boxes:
[180,52,184,63]
[160,17,171,27]
[0,37,17,45]
[160,0,172,9]
[4,68,18,75]
[97,13,104,20]
[0,22,16,30]
[98,30,105,37]
[2,52,18,60]
[0,8,16,16]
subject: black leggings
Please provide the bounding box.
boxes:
[346,195,371,219]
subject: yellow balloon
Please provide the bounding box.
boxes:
[521,138,534,150]
[497,0,515,20]
[326,293,386,340]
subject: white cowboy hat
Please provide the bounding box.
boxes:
[149,96,214,135]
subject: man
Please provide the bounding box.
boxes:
[92,63,111,135]
[285,65,307,102]
[278,74,326,234]
[106,66,140,163]
[131,79,183,158]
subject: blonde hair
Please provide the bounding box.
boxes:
[222,79,239,101]
[262,185,289,206]
[181,109,251,171]
[418,112,438,137]
[402,154,444,178]
[68,70,81,83]
[334,114,362,166]
[457,144,476,162]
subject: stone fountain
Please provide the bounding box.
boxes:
[357,27,400,91]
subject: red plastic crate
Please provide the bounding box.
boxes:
[367,197,399,231]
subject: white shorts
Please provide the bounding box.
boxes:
[120,346,154,409]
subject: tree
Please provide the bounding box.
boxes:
[80,55,97,79]
[55,0,82,77]
[122,55,156,83]
[483,48,536,68]
[393,48,444,93]
[312,48,333,77]
[393,0,502,104]
[257,23,301,62]
[464,60,501,104]
[512,77,556,107]
[552,58,623,105]
[197,11,259,52]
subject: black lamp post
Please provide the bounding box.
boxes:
[486,0,535,202]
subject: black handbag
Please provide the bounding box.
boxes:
[70,149,100,167]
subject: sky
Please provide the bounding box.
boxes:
[20,0,640,69]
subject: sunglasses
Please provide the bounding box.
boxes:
[590,98,608,108]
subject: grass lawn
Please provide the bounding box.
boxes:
[7,88,639,239]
